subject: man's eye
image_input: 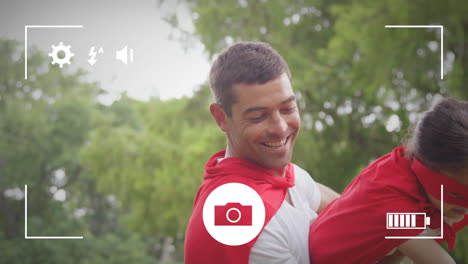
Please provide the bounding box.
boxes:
[249,115,265,122]
[447,191,464,199]
[282,107,296,113]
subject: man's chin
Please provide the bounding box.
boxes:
[258,157,291,170]
[248,148,293,169]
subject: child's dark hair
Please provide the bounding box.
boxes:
[405,97,468,172]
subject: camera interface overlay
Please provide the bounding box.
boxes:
[202,183,266,246]
[385,185,444,240]
[214,203,252,226]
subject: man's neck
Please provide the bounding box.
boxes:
[271,167,287,178]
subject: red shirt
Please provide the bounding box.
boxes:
[309,146,468,264]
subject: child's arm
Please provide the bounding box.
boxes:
[376,249,406,264]
[398,239,455,264]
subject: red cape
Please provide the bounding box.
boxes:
[185,150,295,264]
[309,146,468,264]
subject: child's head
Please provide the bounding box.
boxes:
[405,97,468,220]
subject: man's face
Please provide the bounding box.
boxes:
[224,73,300,170]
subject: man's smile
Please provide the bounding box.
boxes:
[260,136,290,148]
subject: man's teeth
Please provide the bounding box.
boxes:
[263,138,287,148]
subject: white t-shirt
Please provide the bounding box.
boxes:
[249,164,321,264]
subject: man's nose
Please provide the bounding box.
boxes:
[267,112,288,137]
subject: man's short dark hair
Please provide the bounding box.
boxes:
[209,42,291,116]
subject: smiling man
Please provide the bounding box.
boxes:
[221,74,298,172]
[184,42,338,264]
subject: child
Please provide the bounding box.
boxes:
[309,97,468,264]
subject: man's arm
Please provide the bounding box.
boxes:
[316,183,339,214]
[398,239,455,264]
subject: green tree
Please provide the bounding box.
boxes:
[80,87,224,260]
[0,39,159,263]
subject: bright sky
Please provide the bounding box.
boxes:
[0,0,211,103]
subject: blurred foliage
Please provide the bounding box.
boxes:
[2,0,468,263]
[0,40,164,263]
[80,89,224,238]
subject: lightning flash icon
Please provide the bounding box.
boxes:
[87,46,103,66]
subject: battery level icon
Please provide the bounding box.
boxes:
[386,213,431,229]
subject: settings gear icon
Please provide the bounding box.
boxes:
[48,42,74,68]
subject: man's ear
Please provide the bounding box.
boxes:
[210,103,229,132]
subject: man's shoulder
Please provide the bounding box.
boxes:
[291,163,315,184]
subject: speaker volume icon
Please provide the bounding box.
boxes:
[116,46,134,64]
